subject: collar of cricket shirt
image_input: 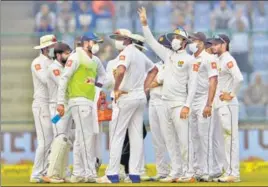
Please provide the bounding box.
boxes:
[54,59,64,67]
[195,49,206,59]
[219,51,229,60]
[40,53,51,60]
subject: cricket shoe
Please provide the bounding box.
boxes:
[140,173,151,181]
[198,175,211,182]
[29,176,48,183]
[151,174,167,181]
[41,176,64,183]
[85,176,97,183]
[211,173,225,182]
[218,176,241,183]
[70,175,87,183]
[96,175,120,183]
[124,175,142,183]
[159,175,178,183]
[176,176,196,183]
[119,165,127,181]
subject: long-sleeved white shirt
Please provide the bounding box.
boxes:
[31,53,53,105]
[192,50,219,104]
[149,61,164,105]
[116,44,155,101]
[103,56,120,98]
[214,51,244,108]
[142,25,199,108]
[47,60,64,104]
[57,49,106,107]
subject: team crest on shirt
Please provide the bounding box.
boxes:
[177,61,184,67]
[53,69,60,76]
[211,62,217,69]
[66,60,72,67]
[35,64,41,71]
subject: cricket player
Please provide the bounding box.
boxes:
[148,34,171,181]
[187,32,218,181]
[57,32,106,183]
[30,34,57,183]
[210,34,243,182]
[42,42,72,183]
[138,7,199,183]
[204,38,227,181]
[96,32,158,184]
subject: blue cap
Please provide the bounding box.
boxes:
[158,34,171,49]
[81,32,103,43]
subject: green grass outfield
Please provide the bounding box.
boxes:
[1,163,268,186]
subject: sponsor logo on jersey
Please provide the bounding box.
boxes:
[178,61,184,67]
[34,64,41,71]
[53,69,60,76]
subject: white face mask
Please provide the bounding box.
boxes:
[189,42,198,53]
[48,48,54,58]
[114,40,125,51]
[91,43,99,54]
[171,39,182,51]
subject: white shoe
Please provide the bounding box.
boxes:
[96,175,112,184]
[124,176,132,183]
[159,176,178,183]
[151,175,167,181]
[218,176,241,183]
[29,176,47,183]
[85,176,97,183]
[42,176,64,183]
[119,165,127,181]
[198,175,210,182]
[211,173,225,182]
[140,174,151,181]
[176,176,196,183]
[70,175,86,183]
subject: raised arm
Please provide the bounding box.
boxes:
[138,7,169,62]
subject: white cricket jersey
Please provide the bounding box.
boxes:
[116,44,155,101]
[47,60,64,103]
[214,51,243,108]
[57,49,106,107]
[31,53,53,105]
[192,50,219,104]
[149,61,164,105]
[103,56,120,98]
[142,25,199,108]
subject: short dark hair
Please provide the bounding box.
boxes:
[53,42,71,59]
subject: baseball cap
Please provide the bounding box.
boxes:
[204,37,214,49]
[158,34,171,49]
[189,32,207,43]
[81,32,103,43]
[209,34,230,45]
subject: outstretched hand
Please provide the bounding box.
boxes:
[137,7,148,26]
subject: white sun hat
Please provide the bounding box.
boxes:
[109,29,132,40]
[34,34,57,49]
[130,34,148,51]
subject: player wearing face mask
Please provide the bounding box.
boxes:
[56,33,106,183]
[30,35,57,183]
[187,32,218,182]
[138,7,199,183]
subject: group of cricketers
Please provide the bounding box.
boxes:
[30,6,243,184]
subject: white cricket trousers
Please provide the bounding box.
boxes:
[189,101,212,177]
[106,98,146,176]
[71,105,97,178]
[159,101,190,178]
[49,103,73,137]
[31,103,53,178]
[148,102,169,176]
[213,105,240,177]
